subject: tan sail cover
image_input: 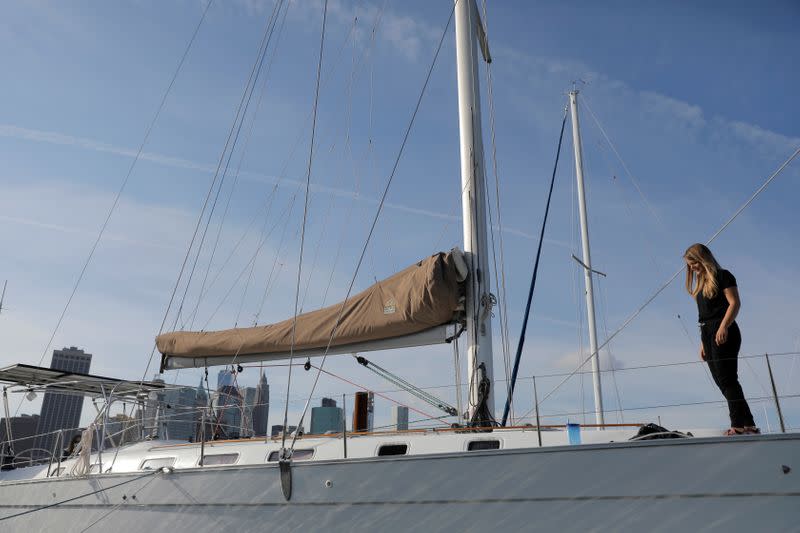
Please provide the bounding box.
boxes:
[158,251,465,370]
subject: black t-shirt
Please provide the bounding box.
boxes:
[696,269,737,322]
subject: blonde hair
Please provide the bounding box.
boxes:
[684,243,722,298]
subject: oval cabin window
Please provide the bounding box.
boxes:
[467,440,500,451]
[267,449,314,462]
[200,453,239,466]
[140,457,177,470]
[377,444,408,456]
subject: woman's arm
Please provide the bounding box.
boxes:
[716,286,741,345]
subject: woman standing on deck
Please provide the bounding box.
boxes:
[684,243,759,435]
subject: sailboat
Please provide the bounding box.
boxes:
[1,1,798,531]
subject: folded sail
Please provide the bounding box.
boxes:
[158,251,467,371]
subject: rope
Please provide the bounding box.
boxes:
[287,4,458,452]
[69,425,94,477]
[500,107,568,426]
[537,143,800,407]
[34,0,214,375]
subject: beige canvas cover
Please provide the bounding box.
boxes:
[158,251,465,370]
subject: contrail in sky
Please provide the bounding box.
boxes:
[0,123,570,248]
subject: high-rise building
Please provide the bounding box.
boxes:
[251,372,269,437]
[194,378,209,441]
[310,398,343,435]
[391,406,409,431]
[216,369,234,389]
[213,369,242,439]
[321,397,336,408]
[33,347,92,459]
[103,414,138,448]
[162,386,202,441]
[143,375,166,438]
[0,414,40,467]
[240,387,257,437]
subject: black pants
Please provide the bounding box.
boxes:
[701,321,755,428]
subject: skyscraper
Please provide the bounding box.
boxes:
[310,398,344,435]
[0,414,40,467]
[33,347,92,459]
[252,372,269,437]
[213,369,242,439]
[391,406,409,431]
[143,375,165,438]
[103,414,138,448]
[240,387,257,437]
[162,385,202,441]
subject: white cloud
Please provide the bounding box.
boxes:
[639,91,707,130]
[727,119,799,155]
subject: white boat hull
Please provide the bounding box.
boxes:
[1,434,798,532]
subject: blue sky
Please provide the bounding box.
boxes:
[0,0,798,433]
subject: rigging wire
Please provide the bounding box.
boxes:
[481,0,513,425]
[589,124,718,391]
[201,191,297,330]
[519,392,800,424]
[589,112,700,356]
[187,0,292,329]
[174,0,286,332]
[180,186,279,329]
[254,201,299,325]
[233,197,281,327]
[281,0,330,453]
[579,95,668,238]
[500,107,568,427]
[596,276,625,422]
[287,3,458,452]
[536,144,800,408]
[37,0,215,369]
[300,0,390,311]
[309,363,450,426]
[354,356,458,416]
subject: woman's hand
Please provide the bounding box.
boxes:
[700,343,706,361]
[715,325,728,346]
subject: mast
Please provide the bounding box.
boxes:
[568,90,605,426]
[455,0,494,420]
